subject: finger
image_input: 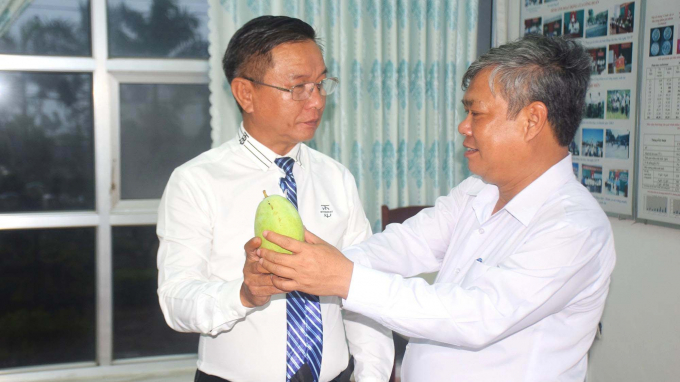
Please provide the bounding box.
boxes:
[270,275,298,292]
[250,273,280,287]
[258,247,296,268]
[303,228,324,245]
[244,236,262,254]
[259,255,297,279]
[255,262,269,274]
[245,260,269,276]
[251,284,286,296]
[263,230,304,253]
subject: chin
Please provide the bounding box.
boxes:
[466,161,481,177]
[298,126,319,141]
[467,164,494,184]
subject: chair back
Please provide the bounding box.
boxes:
[381,205,431,231]
[381,204,431,382]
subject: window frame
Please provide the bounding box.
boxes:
[0,0,206,378]
[109,69,209,216]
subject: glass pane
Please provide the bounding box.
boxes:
[0,227,96,369]
[0,71,95,213]
[113,225,198,359]
[0,0,91,56]
[107,0,209,58]
[119,83,210,200]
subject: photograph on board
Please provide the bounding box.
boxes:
[582,165,603,193]
[605,129,630,159]
[587,47,607,75]
[610,2,634,35]
[606,90,631,120]
[564,10,584,39]
[586,8,608,38]
[569,128,581,156]
[650,26,674,57]
[608,42,633,74]
[584,91,605,119]
[583,128,604,158]
[605,169,629,197]
[543,15,562,37]
[525,17,542,35]
[525,0,543,7]
[573,163,579,178]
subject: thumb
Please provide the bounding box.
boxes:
[244,236,262,256]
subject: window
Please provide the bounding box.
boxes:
[0,0,210,377]
[0,228,96,369]
[0,71,95,213]
[0,0,91,56]
[107,0,209,58]
[112,225,198,359]
[118,83,211,200]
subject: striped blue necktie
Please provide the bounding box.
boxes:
[274,157,323,382]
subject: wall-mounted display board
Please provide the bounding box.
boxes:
[636,0,680,225]
[521,0,640,217]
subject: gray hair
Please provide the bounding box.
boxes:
[462,34,591,146]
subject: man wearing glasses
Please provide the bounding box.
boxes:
[157,16,393,382]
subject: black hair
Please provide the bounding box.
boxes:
[223,15,319,84]
[462,34,591,146]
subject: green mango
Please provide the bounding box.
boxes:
[254,192,304,254]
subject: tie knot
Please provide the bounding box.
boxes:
[275,157,295,175]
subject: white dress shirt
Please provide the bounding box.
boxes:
[157,124,393,382]
[343,154,616,382]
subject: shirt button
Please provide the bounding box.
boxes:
[455,268,461,273]
[478,228,485,234]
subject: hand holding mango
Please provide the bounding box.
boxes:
[254,191,304,254]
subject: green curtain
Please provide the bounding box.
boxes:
[208,0,478,232]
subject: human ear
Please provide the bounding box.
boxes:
[524,101,549,142]
[231,78,255,113]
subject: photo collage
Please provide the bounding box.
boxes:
[636,0,680,225]
[522,0,639,215]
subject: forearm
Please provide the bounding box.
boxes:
[342,309,394,382]
[343,220,442,277]
[158,266,253,335]
[157,234,254,335]
[345,187,468,276]
[343,243,606,351]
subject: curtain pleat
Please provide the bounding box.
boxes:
[208,0,478,232]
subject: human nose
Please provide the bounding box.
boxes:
[458,113,472,136]
[304,83,325,109]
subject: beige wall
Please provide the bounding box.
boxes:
[587,218,680,381]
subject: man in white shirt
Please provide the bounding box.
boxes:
[157,16,393,382]
[258,35,616,381]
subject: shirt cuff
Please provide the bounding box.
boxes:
[342,245,372,268]
[213,278,255,332]
[342,263,392,317]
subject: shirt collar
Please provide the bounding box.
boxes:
[503,154,574,226]
[470,154,574,226]
[238,122,303,171]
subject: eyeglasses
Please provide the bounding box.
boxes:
[243,77,339,101]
